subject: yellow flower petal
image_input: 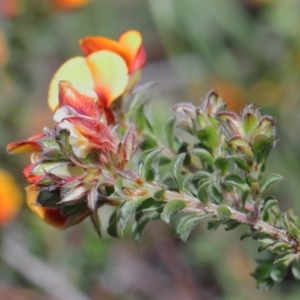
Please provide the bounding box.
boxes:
[86,50,128,106]
[118,30,142,62]
[48,57,94,111]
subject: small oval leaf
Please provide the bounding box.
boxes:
[176,214,208,242]
[223,174,250,192]
[141,148,163,180]
[172,153,186,191]
[191,148,214,166]
[118,198,146,232]
[161,200,187,224]
[216,206,231,221]
[260,173,284,194]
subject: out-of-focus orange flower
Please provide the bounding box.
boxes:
[26,185,90,229]
[53,0,90,10]
[0,29,9,67]
[48,30,146,113]
[213,78,247,112]
[0,0,20,18]
[0,169,22,226]
[249,80,280,106]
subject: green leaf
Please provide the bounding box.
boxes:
[158,156,172,165]
[274,253,294,265]
[191,148,214,166]
[161,200,187,224]
[207,185,223,204]
[135,104,146,130]
[243,112,259,135]
[114,178,123,197]
[287,224,300,237]
[270,264,287,282]
[197,126,218,150]
[258,243,270,252]
[292,257,300,280]
[256,233,275,245]
[107,210,118,238]
[141,148,162,180]
[49,163,85,178]
[135,198,164,217]
[128,91,149,118]
[215,157,230,174]
[197,181,210,204]
[223,174,250,192]
[132,217,150,244]
[118,198,146,232]
[207,218,221,231]
[90,211,101,238]
[226,155,248,171]
[271,242,291,253]
[153,189,167,200]
[262,196,278,221]
[252,259,273,280]
[172,153,186,191]
[176,214,208,242]
[224,220,240,231]
[60,183,90,203]
[192,170,211,182]
[260,173,284,194]
[228,137,252,156]
[163,116,176,149]
[252,134,274,154]
[240,233,252,240]
[216,206,231,221]
[140,133,159,150]
[132,211,160,244]
[182,174,194,193]
[61,202,86,217]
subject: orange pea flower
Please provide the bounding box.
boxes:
[0,29,9,67]
[0,169,22,226]
[53,0,90,10]
[0,0,20,18]
[48,30,146,114]
[7,82,121,229]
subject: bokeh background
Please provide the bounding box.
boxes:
[1,0,300,299]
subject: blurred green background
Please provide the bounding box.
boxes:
[1,0,300,299]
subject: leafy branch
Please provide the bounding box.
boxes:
[8,83,300,288]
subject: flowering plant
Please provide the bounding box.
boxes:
[7,30,300,288]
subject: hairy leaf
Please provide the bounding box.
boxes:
[141,148,162,180]
[223,174,250,192]
[260,173,284,194]
[176,214,208,242]
[172,153,186,191]
[118,198,146,232]
[107,210,118,238]
[161,200,187,224]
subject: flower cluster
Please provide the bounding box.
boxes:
[217,105,276,164]
[48,30,145,123]
[7,30,145,228]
